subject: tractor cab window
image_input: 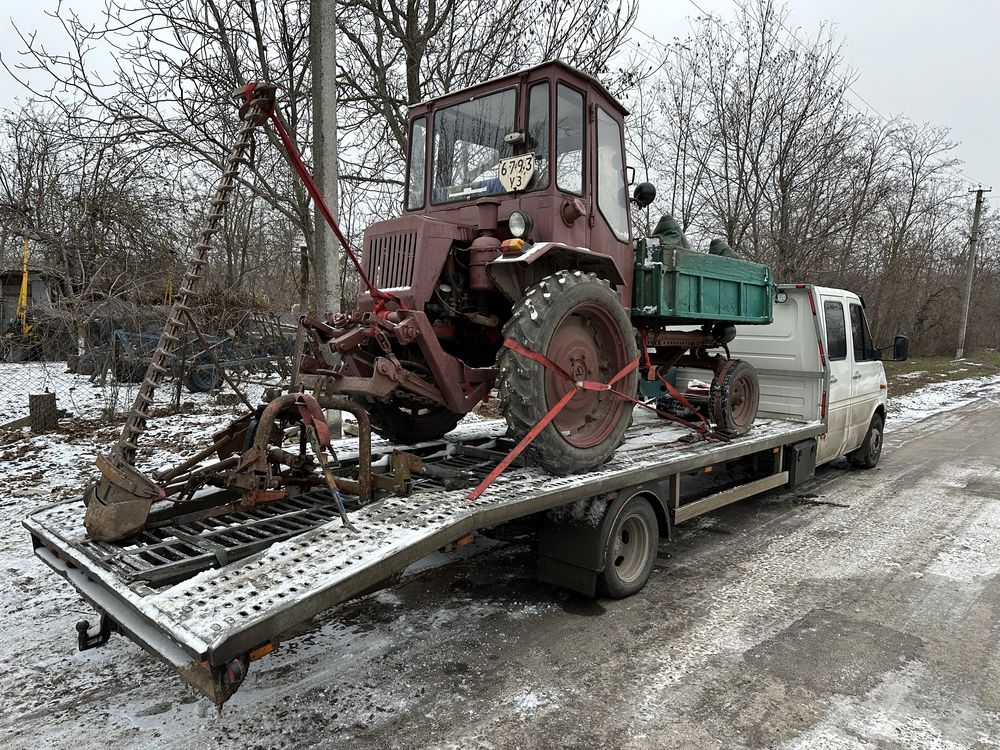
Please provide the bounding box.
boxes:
[406,116,427,210]
[525,82,550,190]
[431,88,517,203]
[556,83,584,194]
[596,106,629,242]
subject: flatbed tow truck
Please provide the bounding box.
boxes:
[25,282,905,705]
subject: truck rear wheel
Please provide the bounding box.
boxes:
[710,359,759,436]
[498,270,639,475]
[597,495,658,598]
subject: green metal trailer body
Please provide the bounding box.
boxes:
[632,239,773,324]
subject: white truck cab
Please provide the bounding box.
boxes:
[726,284,907,469]
[814,287,888,465]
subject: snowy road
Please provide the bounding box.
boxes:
[3,377,1000,748]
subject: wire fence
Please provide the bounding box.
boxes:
[1,299,296,437]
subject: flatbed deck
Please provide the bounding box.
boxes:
[25,410,822,702]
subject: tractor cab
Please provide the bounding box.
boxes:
[405,60,633,246]
[360,60,640,311]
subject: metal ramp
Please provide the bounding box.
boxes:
[25,413,822,702]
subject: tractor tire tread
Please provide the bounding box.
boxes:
[498,270,637,475]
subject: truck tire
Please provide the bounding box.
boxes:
[597,495,659,598]
[710,359,759,436]
[498,270,639,475]
[848,412,884,469]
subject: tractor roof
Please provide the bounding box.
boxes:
[410,59,628,117]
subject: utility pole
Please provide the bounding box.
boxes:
[310,0,342,435]
[955,186,991,360]
[311,0,340,314]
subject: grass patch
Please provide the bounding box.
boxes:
[883,350,1000,398]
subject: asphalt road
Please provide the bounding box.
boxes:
[4,395,1000,749]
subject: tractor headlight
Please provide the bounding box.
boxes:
[508,211,533,239]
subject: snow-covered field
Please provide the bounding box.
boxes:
[886,372,1000,430]
[2,363,1000,749]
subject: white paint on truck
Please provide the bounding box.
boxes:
[729,284,887,465]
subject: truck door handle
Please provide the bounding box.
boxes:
[830,376,838,383]
[852,372,862,379]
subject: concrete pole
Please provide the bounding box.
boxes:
[955,186,991,359]
[311,0,341,436]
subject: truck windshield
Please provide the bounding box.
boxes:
[431,88,517,203]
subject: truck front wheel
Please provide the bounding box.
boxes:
[848,412,884,469]
[498,270,639,475]
[597,495,659,598]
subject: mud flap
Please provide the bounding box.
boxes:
[536,499,613,597]
[537,486,673,597]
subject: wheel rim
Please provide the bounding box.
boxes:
[611,512,654,584]
[870,424,882,460]
[543,301,632,449]
[727,368,758,429]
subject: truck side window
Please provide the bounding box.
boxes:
[824,301,847,361]
[850,303,876,361]
[406,116,426,210]
[596,106,629,242]
[556,83,584,194]
[526,82,549,190]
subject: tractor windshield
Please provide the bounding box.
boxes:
[431,88,517,203]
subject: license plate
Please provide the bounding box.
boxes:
[498,153,535,192]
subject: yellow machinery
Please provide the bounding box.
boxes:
[15,236,32,336]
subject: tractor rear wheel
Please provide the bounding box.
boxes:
[710,359,759,436]
[498,270,639,475]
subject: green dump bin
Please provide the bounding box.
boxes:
[632,238,773,324]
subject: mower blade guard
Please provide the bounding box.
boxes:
[84,454,165,542]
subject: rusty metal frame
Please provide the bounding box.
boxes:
[300,309,496,415]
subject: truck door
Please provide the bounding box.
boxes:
[818,296,852,464]
[848,302,883,450]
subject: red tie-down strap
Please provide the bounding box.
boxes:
[467,337,729,501]
[639,330,715,434]
[243,82,403,316]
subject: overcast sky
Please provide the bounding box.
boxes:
[1,1,996,191]
[635,0,998,192]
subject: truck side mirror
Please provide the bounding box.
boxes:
[893,335,909,362]
[626,166,636,185]
[632,182,656,208]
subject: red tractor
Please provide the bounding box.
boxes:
[299,60,772,474]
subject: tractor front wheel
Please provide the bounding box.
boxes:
[499,270,639,475]
[365,397,463,445]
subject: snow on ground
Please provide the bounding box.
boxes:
[2,363,1000,748]
[886,372,1000,431]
